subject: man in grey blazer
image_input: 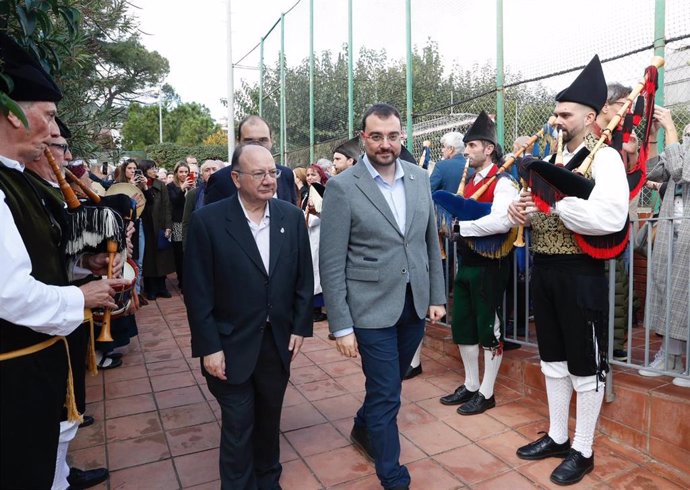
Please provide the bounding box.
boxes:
[320,103,446,490]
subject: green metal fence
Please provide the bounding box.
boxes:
[232,0,690,168]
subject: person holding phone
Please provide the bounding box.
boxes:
[167,161,192,293]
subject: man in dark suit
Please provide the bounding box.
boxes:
[429,131,470,192]
[185,143,313,489]
[205,115,297,205]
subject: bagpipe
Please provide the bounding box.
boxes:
[433,117,556,259]
[46,150,138,342]
[524,56,664,259]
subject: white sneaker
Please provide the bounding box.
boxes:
[672,375,690,388]
[638,350,681,377]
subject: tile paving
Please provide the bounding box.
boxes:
[69,287,689,489]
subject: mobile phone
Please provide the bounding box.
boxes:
[134,169,143,178]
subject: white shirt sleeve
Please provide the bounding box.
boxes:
[554,147,629,235]
[459,177,519,237]
[0,189,85,336]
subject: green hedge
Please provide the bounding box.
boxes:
[144,143,228,169]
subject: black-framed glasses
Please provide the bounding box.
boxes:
[233,169,282,181]
[49,143,69,153]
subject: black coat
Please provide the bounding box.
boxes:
[184,195,313,384]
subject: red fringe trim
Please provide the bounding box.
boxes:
[574,226,630,260]
[532,194,552,214]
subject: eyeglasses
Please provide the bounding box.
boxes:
[49,143,69,153]
[362,132,401,144]
[233,169,282,181]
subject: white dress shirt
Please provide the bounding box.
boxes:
[238,194,270,274]
[553,143,629,235]
[0,156,84,336]
[362,155,406,234]
[459,165,518,237]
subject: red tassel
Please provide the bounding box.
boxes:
[574,225,630,260]
[633,97,644,126]
[622,114,633,143]
[532,194,552,214]
[626,168,646,200]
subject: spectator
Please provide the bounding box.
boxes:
[302,164,329,322]
[157,168,168,182]
[182,159,220,250]
[293,167,308,205]
[430,131,469,192]
[316,157,335,177]
[639,109,689,387]
[333,137,360,174]
[167,161,193,293]
[139,159,174,300]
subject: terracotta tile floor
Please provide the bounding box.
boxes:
[69,287,687,489]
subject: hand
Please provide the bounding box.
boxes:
[181,179,193,191]
[653,105,674,132]
[82,252,123,277]
[427,305,446,323]
[335,332,358,358]
[80,278,130,309]
[164,228,172,239]
[288,334,304,361]
[508,188,537,226]
[203,351,227,380]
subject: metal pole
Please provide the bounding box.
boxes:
[654,0,666,153]
[158,86,163,144]
[309,0,315,163]
[259,37,264,117]
[496,0,505,148]
[347,0,354,138]
[405,0,413,149]
[227,0,235,161]
[280,13,286,165]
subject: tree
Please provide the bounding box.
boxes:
[2,0,170,157]
[203,129,229,146]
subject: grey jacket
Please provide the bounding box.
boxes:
[319,158,446,332]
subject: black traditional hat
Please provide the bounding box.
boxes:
[0,33,62,102]
[555,55,607,113]
[463,111,497,146]
[56,117,71,139]
[333,136,360,161]
[399,144,416,163]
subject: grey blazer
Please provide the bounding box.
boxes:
[319,158,446,332]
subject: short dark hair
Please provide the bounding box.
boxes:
[237,115,272,141]
[360,103,402,132]
[138,159,157,173]
[230,142,263,171]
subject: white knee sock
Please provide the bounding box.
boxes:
[545,375,573,445]
[571,387,605,458]
[410,340,423,368]
[53,420,79,490]
[459,344,480,391]
[479,349,502,398]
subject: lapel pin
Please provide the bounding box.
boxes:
[280,227,284,234]
[410,175,415,180]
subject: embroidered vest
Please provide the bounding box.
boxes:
[531,134,599,255]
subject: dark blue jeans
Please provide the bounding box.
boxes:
[354,287,425,489]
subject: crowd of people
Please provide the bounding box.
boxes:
[1,31,689,490]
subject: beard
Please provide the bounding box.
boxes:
[367,147,400,167]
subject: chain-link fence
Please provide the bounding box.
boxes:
[233,0,690,168]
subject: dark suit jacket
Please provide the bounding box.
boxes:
[429,154,470,193]
[205,164,297,206]
[184,195,313,384]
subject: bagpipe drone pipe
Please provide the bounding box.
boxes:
[524,56,664,260]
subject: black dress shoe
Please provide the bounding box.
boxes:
[550,449,594,485]
[403,364,422,380]
[385,486,410,490]
[67,467,109,489]
[78,415,94,428]
[350,424,374,461]
[457,392,496,415]
[145,292,157,301]
[440,385,477,405]
[516,432,571,460]
[157,289,172,298]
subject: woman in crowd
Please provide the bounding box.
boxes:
[302,164,329,322]
[293,166,308,206]
[167,161,194,293]
[139,159,175,300]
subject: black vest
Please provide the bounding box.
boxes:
[0,165,70,352]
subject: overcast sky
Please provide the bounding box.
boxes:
[131,0,684,122]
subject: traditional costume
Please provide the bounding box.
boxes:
[0,34,85,489]
[515,55,629,485]
[434,111,518,415]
